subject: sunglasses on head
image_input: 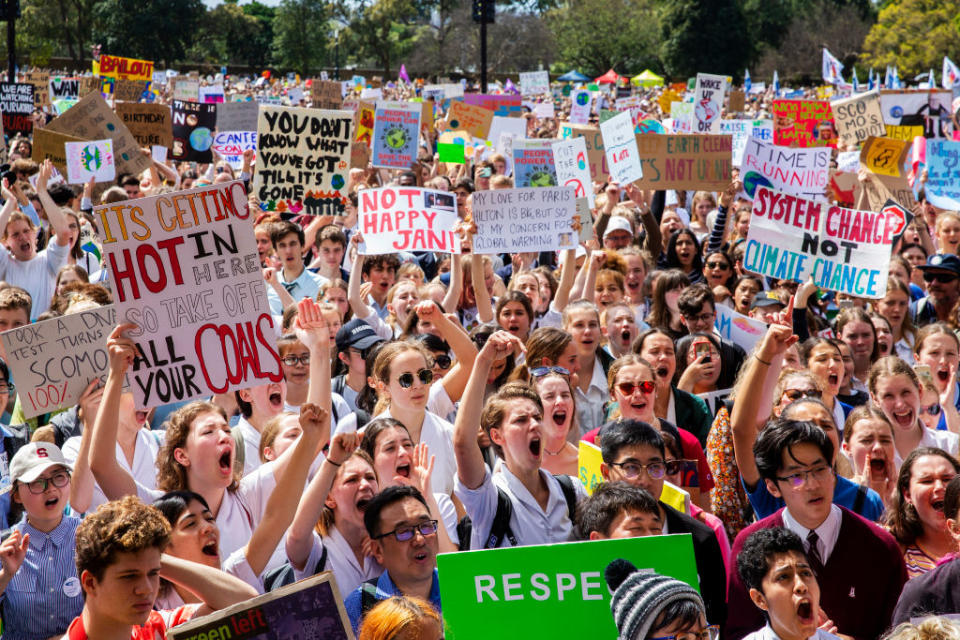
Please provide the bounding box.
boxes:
[617,380,656,396]
[531,366,570,378]
[782,388,822,401]
[923,271,959,283]
[397,368,434,388]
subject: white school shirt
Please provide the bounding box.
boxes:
[371,408,458,496]
[574,357,608,434]
[782,504,842,564]
[293,527,383,598]
[63,428,163,512]
[154,549,264,611]
[139,460,286,572]
[234,416,262,477]
[742,624,841,640]
[0,239,69,319]
[454,465,587,549]
[893,426,960,469]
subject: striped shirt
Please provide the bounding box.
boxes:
[0,515,83,640]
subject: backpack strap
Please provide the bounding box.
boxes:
[333,375,346,397]
[853,483,867,516]
[483,488,518,549]
[231,427,246,472]
[359,578,381,616]
[554,474,578,521]
[314,542,329,574]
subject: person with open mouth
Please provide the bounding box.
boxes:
[531,370,578,477]
[453,330,587,549]
[886,447,960,579]
[841,405,897,510]
[737,527,839,640]
[799,338,848,441]
[913,323,960,428]
[868,356,959,469]
[600,302,639,359]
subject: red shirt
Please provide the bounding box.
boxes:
[63,604,199,640]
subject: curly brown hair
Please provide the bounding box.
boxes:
[480,382,543,459]
[75,496,171,582]
[316,449,377,537]
[156,401,235,493]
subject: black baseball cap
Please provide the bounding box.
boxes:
[335,319,384,353]
[917,253,960,276]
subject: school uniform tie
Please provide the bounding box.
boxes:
[807,530,825,576]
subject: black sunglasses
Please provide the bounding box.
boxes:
[433,354,452,369]
[923,271,959,283]
[397,368,434,388]
[531,366,570,377]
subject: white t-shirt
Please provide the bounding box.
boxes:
[63,427,163,512]
[742,624,841,640]
[293,527,383,598]
[371,408,458,496]
[0,238,69,319]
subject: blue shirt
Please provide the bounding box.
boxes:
[0,515,83,640]
[343,568,441,634]
[266,266,328,315]
[744,473,885,523]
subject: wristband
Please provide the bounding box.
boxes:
[326,458,342,467]
[755,354,772,366]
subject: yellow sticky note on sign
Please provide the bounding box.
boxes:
[860,136,910,177]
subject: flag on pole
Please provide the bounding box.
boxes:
[893,66,901,89]
[884,66,893,89]
[929,68,936,88]
[398,64,410,84]
[852,68,859,93]
[504,78,520,95]
[744,69,751,93]
[944,56,960,89]
[773,70,780,96]
[868,69,875,91]
[822,48,844,85]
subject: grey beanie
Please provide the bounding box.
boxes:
[605,558,705,640]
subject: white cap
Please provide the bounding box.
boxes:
[9,443,72,485]
[604,216,634,239]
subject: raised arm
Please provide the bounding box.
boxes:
[470,254,494,323]
[454,331,524,489]
[550,248,577,313]
[286,431,357,571]
[441,253,463,313]
[67,380,105,514]
[244,403,327,576]
[35,160,70,245]
[625,184,662,257]
[347,233,375,319]
[159,554,259,617]
[263,267,297,313]
[88,323,140,500]
[580,250,605,304]
[706,180,741,255]
[294,297,332,418]
[414,300,478,402]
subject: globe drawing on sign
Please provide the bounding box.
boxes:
[741,171,773,198]
[576,151,587,170]
[575,92,590,106]
[80,146,102,171]
[384,125,409,150]
[529,169,557,187]
[190,127,213,152]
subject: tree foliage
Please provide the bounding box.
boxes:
[658,0,751,78]
[861,0,960,78]
[336,0,420,78]
[272,0,330,75]
[92,0,205,65]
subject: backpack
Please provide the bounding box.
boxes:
[456,474,578,551]
[262,543,328,592]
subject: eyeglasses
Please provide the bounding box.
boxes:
[215,166,228,174]
[23,470,70,494]
[374,519,439,542]
[705,261,729,269]
[682,312,715,323]
[397,368,434,388]
[782,388,822,401]
[651,626,720,640]
[921,403,943,416]
[616,380,656,396]
[776,465,834,489]
[281,354,311,366]
[432,354,452,370]
[531,366,570,378]
[609,460,667,479]
[923,271,959,283]
[0,381,15,394]
[349,347,373,361]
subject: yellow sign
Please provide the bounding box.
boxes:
[577,439,690,512]
[860,136,910,177]
[658,89,682,115]
[885,125,924,142]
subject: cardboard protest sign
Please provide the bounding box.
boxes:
[633,134,732,190]
[98,54,154,81]
[578,440,603,495]
[1,306,116,419]
[174,79,200,102]
[24,71,50,109]
[739,137,831,201]
[78,75,100,98]
[32,128,85,174]
[830,91,884,147]
[880,90,953,139]
[254,106,352,215]
[855,169,917,212]
[924,139,960,210]
[49,77,79,101]
[569,89,592,125]
[216,101,259,133]
[558,123,608,182]
[533,101,555,120]
[720,119,773,166]
[44,93,151,177]
[859,136,909,178]
[512,139,558,187]
[0,83,35,134]
[728,89,745,113]
[213,131,257,170]
[65,139,115,184]
[311,79,343,110]
[114,102,172,149]
[519,70,550,96]
[447,101,493,139]
[114,78,146,102]
[693,73,725,133]
[885,125,924,141]
[359,187,460,255]
[714,304,766,355]
[437,535,699,640]
[167,572,352,640]
[371,102,420,169]
[172,100,217,163]
[552,136,594,206]
[464,94,523,117]
[836,150,860,174]
[600,110,643,184]
[93,181,282,408]
[199,84,225,104]
[772,99,836,148]
[744,186,902,298]
[471,187,578,254]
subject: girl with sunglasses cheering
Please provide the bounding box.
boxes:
[913,323,960,430]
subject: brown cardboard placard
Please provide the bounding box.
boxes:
[311,79,343,110]
[115,102,172,149]
[447,100,494,139]
[32,128,85,175]
[114,78,146,103]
